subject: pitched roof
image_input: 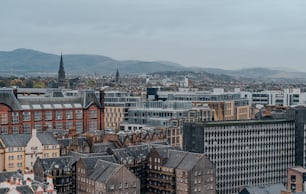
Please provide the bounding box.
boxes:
[176,152,204,171]
[0,188,9,193]
[0,134,31,147]
[241,183,287,194]
[163,151,187,168]
[93,142,116,153]
[126,144,150,160]
[15,185,34,194]
[39,156,73,172]
[37,132,58,145]
[0,89,21,110]
[0,171,22,182]
[81,90,102,108]
[152,144,175,159]
[89,159,121,183]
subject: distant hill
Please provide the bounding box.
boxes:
[0,48,306,82]
[0,48,187,75]
[202,67,306,82]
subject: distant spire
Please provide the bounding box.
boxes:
[115,67,120,84]
[58,53,66,88]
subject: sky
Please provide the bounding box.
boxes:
[1,0,306,71]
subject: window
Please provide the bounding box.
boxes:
[34,123,42,131]
[76,110,83,119]
[291,175,296,182]
[45,122,52,129]
[8,163,14,168]
[22,112,31,121]
[45,111,52,120]
[12,126,19,134]
[0,112,8,124]
[17,163,22,168]
[56,111,62,120]
[34,112,42,121]
[66,121,73,130]
[76,121,83,133]
[1,126,8,134]
[23,124,31,133]
[56,122,63,129]
[66,110,73,119]
[89,110,97,118]
[88,120,97,130]
[8,155,14,160]
[12,112,19,124]
[17,155,22,160]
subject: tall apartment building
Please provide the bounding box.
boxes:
[183,119,296,194]
[0,88,103,135]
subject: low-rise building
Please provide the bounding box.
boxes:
[0,129,60,172]
[75,157,140,194]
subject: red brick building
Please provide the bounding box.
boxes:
[0,88,103,134]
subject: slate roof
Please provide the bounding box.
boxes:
[0,134,31,147]
[112,149,135,164]
[93,142,117,153]
[58,138,72,147]
[152,144,176,159]
[126,144,150,160]
[81,156,108,171]
[89,159,121,183]
[39,156,73,172]
[81,90,102,108]
[16,185,35,194]
[241,183,287,194]
[37,132,58,145]
[163,151,187,168]
[0,188,9,193]
[0,89,21,110]
[0,171,22,182]
[176,152,203,171]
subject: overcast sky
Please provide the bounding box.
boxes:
[1,0,306,71]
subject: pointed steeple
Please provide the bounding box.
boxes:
[115,67,120,84]
[58,53,66,88]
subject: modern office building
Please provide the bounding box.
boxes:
[147,88,251,121]
[103,91,144,131]
[241,88,301,106]
[127,101,212,147]
[183,119,296,194]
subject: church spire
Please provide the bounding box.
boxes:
[58,53,66,88]
[115,67,119,84]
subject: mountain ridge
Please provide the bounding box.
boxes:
[0,48,305,82]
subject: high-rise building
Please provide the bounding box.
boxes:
[183,119,296,194]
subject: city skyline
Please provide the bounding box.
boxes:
[1,0,306,71]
